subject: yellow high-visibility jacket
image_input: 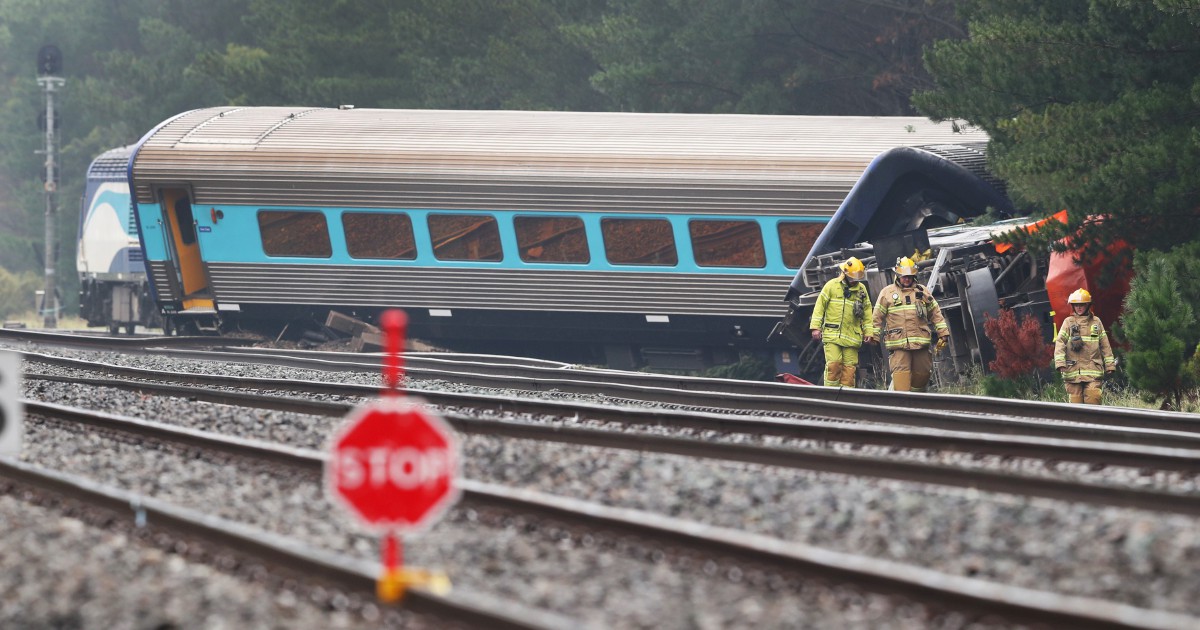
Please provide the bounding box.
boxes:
[1054,314,1116,382]
[809,276,873,347]
[872,282,949,351]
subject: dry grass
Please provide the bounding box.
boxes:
[939,370,1197,413]
[3,311,92,331]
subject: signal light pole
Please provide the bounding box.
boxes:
[36,45,64,328]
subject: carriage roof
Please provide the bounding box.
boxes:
[131,107,985,216]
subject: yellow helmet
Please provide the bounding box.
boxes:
[840,257,866,281]
[893,257,918,277]
[1068,288,1092,305]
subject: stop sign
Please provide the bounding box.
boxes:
[326,397,461,532]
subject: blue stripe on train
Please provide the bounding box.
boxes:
[137,204,827,276]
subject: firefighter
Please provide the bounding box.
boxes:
[809,257,873,387]
[866,256,950,392]
[1054,288,1117,404]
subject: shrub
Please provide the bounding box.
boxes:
[1121,257,1196,410]
[983,308,1053,387]
[980,373,1029,399]
[1134,241,1200,355]
[702,353,774,381]
[0,268,40,319]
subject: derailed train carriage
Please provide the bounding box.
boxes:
[127,106,1003,369]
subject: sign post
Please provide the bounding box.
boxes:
[325,310,460,602]
[0,351,22,457]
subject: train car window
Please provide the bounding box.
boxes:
[258,210,333,258]
[778,222,824,268]
[343,212,417,259]
[514,216,589,264]
[689,220,766,268]
[428,214,503,261]
[601,218,678,266]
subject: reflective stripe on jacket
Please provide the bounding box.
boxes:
[871,282,948,351]
[1054,314,1116,382]
[809,276,873,347]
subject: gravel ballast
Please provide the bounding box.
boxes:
[7,342,1200,626]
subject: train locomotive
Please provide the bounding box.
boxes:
[126,106,997,369]
[76,145,160,334]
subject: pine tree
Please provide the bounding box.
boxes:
[914,1,1200,260]
[1136,241,1200,355]
[1121,257,1196,410]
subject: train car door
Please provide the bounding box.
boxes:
[159,188,214,312]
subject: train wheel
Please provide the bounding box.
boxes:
[125,323,137,335]
[162,317,176,336]
[108,322,120,335]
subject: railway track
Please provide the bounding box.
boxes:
[20,375,1200,515]
[7,328,1195,433]
[17,348,1200,457]
[7,329,1200,627]
[12,400,1200,629]
[6,327,1194,434]
[189,345,1198,430]
[0,458,569,629]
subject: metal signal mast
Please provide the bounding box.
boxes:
[36,45,64,328]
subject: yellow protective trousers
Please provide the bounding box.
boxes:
[823,343,860,387]
[1065,381,1103,405]
[888,348,932,392]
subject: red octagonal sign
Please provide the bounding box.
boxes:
[326,398,461,532]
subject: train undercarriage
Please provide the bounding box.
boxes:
[771,219,1057,387]
[79,277,161,335]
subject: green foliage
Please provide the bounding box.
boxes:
[0,267,40,319]
[980,373,1029,399]
[701,353,774,382]
[980,363,1066,401]
[565,0,963,114]
[914,0,1200,262]
[1120,256,1196,410]
[0,0,247,309]
[0,231,36,273]
[965,206,1007,227]
[200,0,611,110]
[954,365,1068,402]
[1134,241,1200,353]
[1189,343,1200,393]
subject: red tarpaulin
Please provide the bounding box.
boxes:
[1046,241,1131,334]
[995,210,1130,333]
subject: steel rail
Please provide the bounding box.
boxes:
[0,327,259,349]
[27,372,1200,474]
[7,330,1198,432]
[0,458,573,630]
[21,351,1200,452]
[12,409,1199,630]
[23,397,1200,517]
[167,346,1200,434]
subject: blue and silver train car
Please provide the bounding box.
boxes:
[127,107,988,368]
[76,145,159,334]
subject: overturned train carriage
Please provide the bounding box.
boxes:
[777,221,1058,387]
[771,144,1065,385]
[129,106,991,368]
